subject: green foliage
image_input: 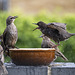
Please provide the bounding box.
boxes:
[0,11,75,62]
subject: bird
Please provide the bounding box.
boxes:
[0,45,8,75]
[40,34,68,61]
[0,16,18,54]
[33,21,75,47]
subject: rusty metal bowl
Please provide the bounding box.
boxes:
[9,48,55,66]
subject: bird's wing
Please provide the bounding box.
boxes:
[47,39,68,61]
[3,28,7,45]
[48,40,56,47]
[47,22,66,30]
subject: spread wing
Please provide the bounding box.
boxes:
[47,22,67,30]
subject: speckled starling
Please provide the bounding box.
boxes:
[33,21,75,47]
[0,16,18,53]
[40,34,68,61]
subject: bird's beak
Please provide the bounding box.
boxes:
[32,23,40,31]
[32,23,37,25]
[13,16,18,19]
[33,27,40,31]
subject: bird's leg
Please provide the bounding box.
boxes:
[4,45,9,56]
[11,45,19,49]
[51,43,60,48]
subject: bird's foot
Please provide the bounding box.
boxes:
[11,46,19,49]
[15,46,19,49]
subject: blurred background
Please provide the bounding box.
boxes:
[0,0,75,62]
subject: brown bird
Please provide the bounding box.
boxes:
[40,34,68,61]
[0,16,18,54]
[33,21,75,47]
[0,45,8,75]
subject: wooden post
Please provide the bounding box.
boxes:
[6,65,48,75]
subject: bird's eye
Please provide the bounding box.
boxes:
[10,17,13,19]
[39,23,41,25]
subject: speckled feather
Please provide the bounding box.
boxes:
[41,35,68,61]
[3,23,18,46]
[34,21,75,43]
[1,16,18,53]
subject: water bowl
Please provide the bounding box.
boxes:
[9,48,55,66]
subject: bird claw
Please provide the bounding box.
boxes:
[11,46,19,49]
[15,46,19,49]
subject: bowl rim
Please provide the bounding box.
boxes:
[9,48,55,51]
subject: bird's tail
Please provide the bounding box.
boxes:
[55,49,68,61]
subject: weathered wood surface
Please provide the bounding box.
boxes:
[51,62,75,75]
[6,65,48,75]
[6,62,75,75]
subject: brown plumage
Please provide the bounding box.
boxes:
[47,22,67,30]
[0,45,8,75]
[0,16,18,54]
[33,21,75,46]
[40,35,68,61]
